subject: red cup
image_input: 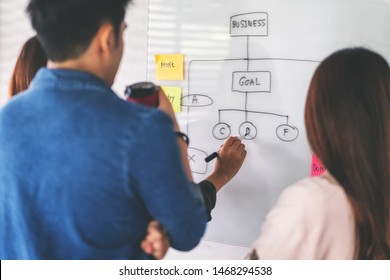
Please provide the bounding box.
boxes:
[125,82,159,108]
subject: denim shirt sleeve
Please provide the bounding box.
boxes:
[128,109,207,251]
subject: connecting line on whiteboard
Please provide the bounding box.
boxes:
[245,93,248,121]
[244,36,250,120]
[246,36,250,71]
[204,133,248,163]
[218,109,289,123]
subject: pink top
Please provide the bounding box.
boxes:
[249,172,356,259]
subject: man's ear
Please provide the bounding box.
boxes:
[96,22,116,55]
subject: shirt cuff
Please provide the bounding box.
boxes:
[198,180,217,221]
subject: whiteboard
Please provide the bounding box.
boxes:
[147,0,390,247]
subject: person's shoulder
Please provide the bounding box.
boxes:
[279,173,351,220]
[0,91,29,116]
[281,173,345,201]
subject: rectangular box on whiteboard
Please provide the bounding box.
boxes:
[232,71,271,93]
[230,12,268,37]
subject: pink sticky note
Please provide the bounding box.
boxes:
[311,154,326,176]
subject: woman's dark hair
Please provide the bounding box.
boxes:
[8,35,47,97]
[305,48,390,259]
[26,0,131,61]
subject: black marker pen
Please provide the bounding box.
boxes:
[205,151,219,163]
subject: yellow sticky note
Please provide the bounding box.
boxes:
[155,54,184,80]
[161,86,182,113]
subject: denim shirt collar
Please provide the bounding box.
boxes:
[30,68,112,93]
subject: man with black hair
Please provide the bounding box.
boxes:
[0,0,246,259]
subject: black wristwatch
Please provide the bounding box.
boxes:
[175,131,190,146]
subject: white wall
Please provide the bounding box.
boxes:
[112,0,149,97]
[0,0,34,105]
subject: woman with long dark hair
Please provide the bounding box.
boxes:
[304,48,390,259]
[248,48,390,259]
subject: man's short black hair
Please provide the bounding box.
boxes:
[27,0,131,61]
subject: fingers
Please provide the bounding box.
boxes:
[222,136,240,148]
[221,136,245,153]
[223,136,236,147]
[156,87,170,110]
[157,86,166,99]
[237,142,245,151]
[218,136,247,163]
[241,148,247,158]
[230,137,241,150]
[140,240,153,254]
[141,221,170,260]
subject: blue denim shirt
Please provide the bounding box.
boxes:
[0,68,207,259]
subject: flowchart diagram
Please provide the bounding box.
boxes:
[147,0,390,248]
[181,12,319,174]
